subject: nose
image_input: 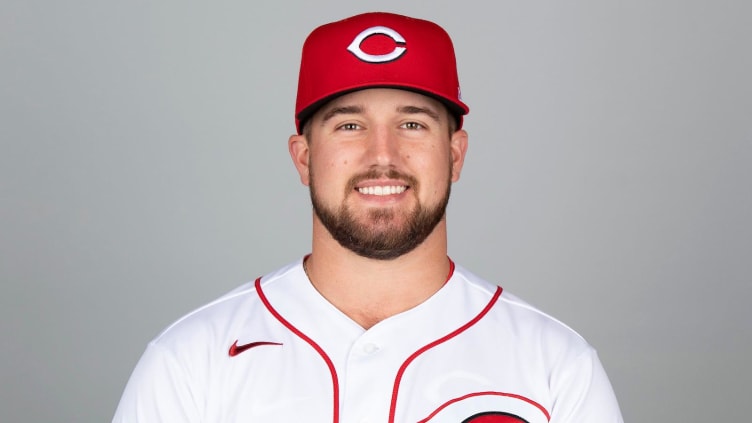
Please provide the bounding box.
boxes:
[365,126,400,166]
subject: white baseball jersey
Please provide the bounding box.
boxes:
[113,258,623,422]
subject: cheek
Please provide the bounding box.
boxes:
[309,154,354,195]
[317,146,354,170]
[416,162,452,200]
[418,150,452,178]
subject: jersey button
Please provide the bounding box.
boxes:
[362,343,380,354]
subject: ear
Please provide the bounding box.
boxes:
[288,134,311,186]
[449,129,469,182]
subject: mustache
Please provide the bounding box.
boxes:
[346,168,418,192]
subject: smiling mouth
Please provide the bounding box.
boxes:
[357,185,408,196]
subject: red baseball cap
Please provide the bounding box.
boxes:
[294,12,469,134]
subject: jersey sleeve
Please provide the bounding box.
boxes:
[549,347,624,423]
[112,342,202,423]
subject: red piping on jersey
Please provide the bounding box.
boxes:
[446,259,455,285]
[418,391,551,422]
[255,277,340,423]
[388,284,504,423]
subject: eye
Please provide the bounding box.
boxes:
[401,121,425,130]
[337,122,361,131]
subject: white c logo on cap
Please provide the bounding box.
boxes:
[347,26,406,63]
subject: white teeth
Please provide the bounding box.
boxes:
[357,186,407,196]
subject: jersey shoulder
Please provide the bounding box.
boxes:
[454,264,592,353]
[148,260,301,350]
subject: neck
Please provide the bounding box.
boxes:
[305,220,451,329]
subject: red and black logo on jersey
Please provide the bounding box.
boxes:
[420,392,548,423]
[462,412,528,422]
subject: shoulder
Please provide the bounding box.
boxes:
[453,264,592,354]
[149,260,303,351]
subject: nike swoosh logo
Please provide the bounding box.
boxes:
[228,340,283,357]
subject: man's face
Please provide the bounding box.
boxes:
[295,88,467,260]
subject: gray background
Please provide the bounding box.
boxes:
[2,0,750,421]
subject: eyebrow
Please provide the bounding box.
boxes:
[320,105,364,124]
[318,103,442,124]
[397,105,441,122]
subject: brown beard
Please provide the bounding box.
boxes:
[310,168,451,260]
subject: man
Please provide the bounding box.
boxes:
[113,12,623,422]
